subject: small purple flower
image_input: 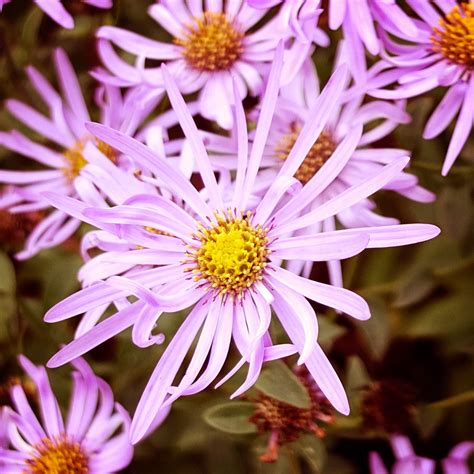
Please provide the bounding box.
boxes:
[0,48,159,259]
[369,435,474,474]
[43,48,439,443]
[0,355,133,473]
[367,0,474,175]
[95,0,308,129]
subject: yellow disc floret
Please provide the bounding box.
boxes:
[187,210,270,298]
[431,3,474,69]
[274,124,337,184]
[174,12,244,71]
[25,436,89,474]
[63,138,117,181]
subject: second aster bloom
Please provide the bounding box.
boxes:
[43,50,439,443]
[0,48,158,259]
[96,0,300,129]
[0,355,133,473]
[368,0,474,175]
[369,435,474,474]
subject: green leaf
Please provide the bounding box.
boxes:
[255,361,311,409]
[358,297,390,358]
[345,356,370,393]
[394,269,436,308]
[203,402,257,435]
[317,317,345,344]
[0,251,15,294]
[295,435,326,473]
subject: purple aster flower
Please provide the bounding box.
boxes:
[369,435,474,474]
[0,355,133,473]
[0,48,162,259]
[42,48,439,443]
[95,0,310,129]
[202,57,435,284]
[366,0,474,175]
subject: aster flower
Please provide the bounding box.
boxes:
[203,57,435,284]
[369,435,474,474]
[366,0,474,175]
[0,355,133,473]
[43,48,439,443]
[95,0,310,129]
[0,48,161,259]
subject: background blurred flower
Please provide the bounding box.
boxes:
[0,355,133,473]
[369,435,474,474]
[0,48,159,259]
[95,0,304,129]
[367,0,474,175]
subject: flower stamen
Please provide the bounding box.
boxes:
[275,124,337,184]
[63,138,117,180]
[186,210,270,298]
[175,12,244,72]
[25,436,89,474]
[431,3,474,69]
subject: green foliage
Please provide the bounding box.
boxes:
[255,361,312,409]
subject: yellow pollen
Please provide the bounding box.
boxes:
[63,138,117,180]
[24,436,88,474]
[174,12,244,71]
[186,210,270,298]
[431,3,474,69]
[274,124,337,184]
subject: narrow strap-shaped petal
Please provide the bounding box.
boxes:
[271,289,350,415]
[130,298,209,443]
[18,356,64,437]
[269,266,370,320]
[271,230,369,261]
[161,65,223,210]
[231,77,249,208]
[54,48,90,127]
[272,156,410,235]
[182,298,233,395]
[270,124,362,226]
[442,76,474,175]
[239,41,284,210]
[47,302,145,368]
[85,122,211,220]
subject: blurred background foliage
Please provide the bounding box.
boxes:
[0,1,473,473]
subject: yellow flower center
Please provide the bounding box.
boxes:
[174,12,244,71]
[274,124,337,185]
[187,210,270,298]
[63,138,117,180]
[24,437,88,474]
[431,3,474,69]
